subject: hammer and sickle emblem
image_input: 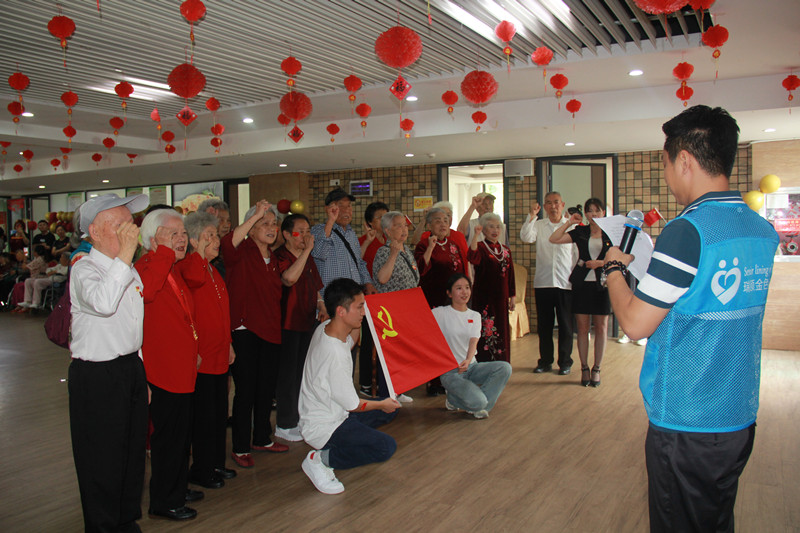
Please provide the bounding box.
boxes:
[376,306,398,340]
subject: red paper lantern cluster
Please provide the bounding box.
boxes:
[531,46,554,86]
[632,0,685,14]
[47,15,76,67]
[91,153,102,164]
[689,0,715,10]
[550,73,569,108]
[7,101,24,123]
[281,56,302,89]
[344,74,362,110]
[206,97,220,112]
[356,103,371,135]
[22,149,34,162]
[61,90,78,107]
[110,116,124,135]
[168,63,206,99]
[165,144,176,155]
[471,111,487,132]
[13,164,23,173]
[327,123,340,143]
[702,24,729,78]
[162,131,175,143]
[400,118,414,144]
[461,71,499,104]
[375,26,422,70]
[442,90,458,115]
[51,158,61,170]
[8,72,29,92]
[673,62,694,106]
[102,137,116,149]
[211,124,225,136]
[277,113,291,126]
[783,75,800,105]
[676,85,694,106]
[495,21,515,72]
[280,92,312,121]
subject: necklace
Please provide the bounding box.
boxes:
[482,240,505,261]
[435,237,449,247]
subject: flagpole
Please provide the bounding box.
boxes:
[363,301,397,399]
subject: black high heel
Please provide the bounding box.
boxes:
[590,366,601,387]
[580,366,591,387]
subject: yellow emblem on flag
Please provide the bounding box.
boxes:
[377,306,398,340]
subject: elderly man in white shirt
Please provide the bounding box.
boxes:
[69,193,150,533]
[520,191,578,375]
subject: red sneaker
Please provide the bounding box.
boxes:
[231,452,254,468]
[252,441,289,453]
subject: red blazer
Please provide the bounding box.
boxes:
[135,246,200,393]
[177,252,231,375]
[221,232,282,344]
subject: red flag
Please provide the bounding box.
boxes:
[365,288,457,397]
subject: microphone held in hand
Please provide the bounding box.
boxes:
[619,210,644,254]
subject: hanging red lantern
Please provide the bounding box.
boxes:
[210,137,222,148]
[115,81,134,99]
[180,0,206,22]
[14,164,23,173]
[356,103,371,136]
[102,137,116,149]
[205,97,220,112]
[632,0,685,14]
[61,90,78,107]
[280,92,312,122]
[442,90,458,115]
[375,26,422,70]
[565,99,582,117]
[63,124,77,142]
[461,71,499,104]
[495,21,516,72]
[127,153,138,163]
[676,85,694,106]
[211,123,225,136]
[164,144,176,155]
[531,47,554,70]
[176,105,197,126]
[471,111,487,132]
[22,149,34,162]
[150,107,162,140]
[281,56,302,88]
[702,25,729,79]
[168,63,206,99]
[91,153,102,164]
[0,141,10,149]
[51,158,61,169]
[783,75,800,111]
[162,131,175,143]
[47,15,76,67]
[109,116,125,134]
[673,62,693,81]
[60,147,71,164]
[277,113,291,126]
[8,101,24,123]
[326,123,340,143]
[8,72,30,92]
[344,74,362,111]
[549,73,568,109]
[400,118,414,144]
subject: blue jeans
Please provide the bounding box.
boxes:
[322,410,397,470]
[439,361,511,412]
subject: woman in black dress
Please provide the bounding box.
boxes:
[549,198,611,387]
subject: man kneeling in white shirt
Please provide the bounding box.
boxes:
[298,277,401,494]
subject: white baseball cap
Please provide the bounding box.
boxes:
[79,193,150,237]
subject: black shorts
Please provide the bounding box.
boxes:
[570,281,611,315]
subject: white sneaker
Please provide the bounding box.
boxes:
[445,398,459,411]
[634,337,648,346]
[302,451,344,495]
[617,334,630,344]
[275,426,303,442]
[396,393,413,403]
[18,302,30,308]
[471,409,489,419]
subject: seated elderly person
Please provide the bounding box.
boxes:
[18,251,69,310]
[177,211,237,489]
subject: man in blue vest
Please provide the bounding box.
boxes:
[603,105,779,532]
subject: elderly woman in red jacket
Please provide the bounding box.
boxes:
[136,208,203,521]
[222,200,289,469]
[179,211,237,489]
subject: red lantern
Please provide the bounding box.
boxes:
[91,153,102,164]
[47,15,76,67]
[109,116,124,134]
[114,81,133,99]
[702,25,729,78]
[61,90,78,108]
[60,147,71,155]
[0,141,10,149]
[281,56,302,84]
[565,99,581,117]
[210,137,222,149]
[375,26,423,70]
[13,164,23,173]
[180,0,206,22]
[461,71,499,105]
[277,113,291,126]
[356,103,371,136]
[162,131,175,143]
[51,158,61,169]
[127,153,138,163]
[168,63,206,99]
[165,144,176,155]
[176,105,197,126]
[495,21,515,72]
[676,85,694,106]
[632,0,685,14]
[783,74,800,108]
[102,137,116,149]
[549,73,568,109]
[277,199,292,214]
[63,124,77,142]
[22,149,34,162]
[442,90,458,115]
[8,101,24,120]
[210,123,225,136]
[326,123,340,143]
[150,107,162,139]
[279,92,312,122]
[471,111,487,132]
[8,72,30,92]
[344,75,362,93]
[400,118,414,142]
[673,62,693,80]
[531,46,554,87]
[205,97,220,112]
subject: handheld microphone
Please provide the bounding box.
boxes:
[619,210,644,254]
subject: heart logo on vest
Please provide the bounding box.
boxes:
[710,258,741,305]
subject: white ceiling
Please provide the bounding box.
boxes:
[1,0,799,196]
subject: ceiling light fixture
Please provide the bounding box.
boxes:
[435,1,496,41]
[22,111,34,117]
[628,69,644,77]
[38,185,46,189]
[405,153,414,157]
[278,163,288,167]
[565,142,575,146]
[405,95,418,102]
[102,179,110,183]
[89,194,98,198]
[243,117,254,124]
[763,128,776,133]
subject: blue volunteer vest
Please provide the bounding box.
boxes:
[640,199,779,433]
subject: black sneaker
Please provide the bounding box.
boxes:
[532,365,552,373]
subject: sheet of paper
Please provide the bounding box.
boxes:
[593,215,654,281]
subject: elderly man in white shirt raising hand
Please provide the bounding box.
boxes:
[69,193,150,533]
[520,191,578,375]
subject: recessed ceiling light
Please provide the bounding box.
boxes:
[19,151,23,155]
[38,185,46,189]
[628,69,644,77]
[763,128,776,133]
[565,142,576,146]
[22,111,34,117]
[102,179,110,183]
[278,163,288,167]
[242,117,254,124]
[405,153,414,157]
[89,194,98,198]
[405,95,418,102]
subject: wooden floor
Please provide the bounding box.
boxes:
[1,313,798,533]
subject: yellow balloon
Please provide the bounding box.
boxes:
[759,174,781,194]
[743,190,764,211]
[290,200,305,214]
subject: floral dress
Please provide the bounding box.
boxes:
[468,241,516,363]
[414,236,467,308]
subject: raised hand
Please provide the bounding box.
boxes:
[303,232,314,249]
[326,203,340,223]
[116,221,140,262]
[152,225,174,251]
[530,202,541,217]
[471,195,482,209]
[254,199,271,220]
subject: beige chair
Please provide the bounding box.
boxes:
[509,262,530,339]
